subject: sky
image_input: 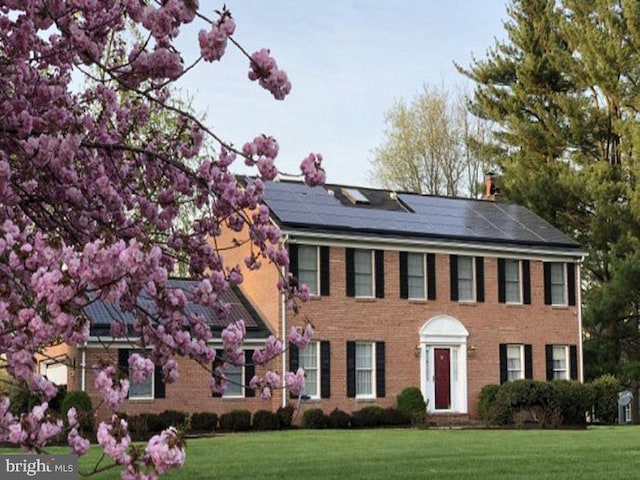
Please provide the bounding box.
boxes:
[174,1,510,187]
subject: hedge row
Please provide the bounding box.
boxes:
[478,374,621,427]
[302,406,410,429]
[125,405,295,440]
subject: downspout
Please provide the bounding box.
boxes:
[80,343,87,391]
[281,234,289,408]
[577,259,584,383]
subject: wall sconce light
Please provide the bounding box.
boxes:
[413,345,421,358]
[467,345,477,355]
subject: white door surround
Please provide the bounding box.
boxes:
[419,315,469,414]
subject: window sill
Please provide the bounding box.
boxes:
[457,301,477,306]
[505,303,525,308]
[128,398,155,402]
[354,297,376,303]
[551,304,569,309]
[408,298,428,304]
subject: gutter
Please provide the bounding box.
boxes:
[80,343,87,392]
[281,234,289,408]
[577,259,585,383]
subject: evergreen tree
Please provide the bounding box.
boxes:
[460,0,640,398]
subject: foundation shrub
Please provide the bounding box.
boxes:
[252,410,279,431]
[189,412,218,433]
[397,387,427,424]
[351,406,384,428]
[219,409,251,432]
[302,408,329,429]
[328,408,351,429]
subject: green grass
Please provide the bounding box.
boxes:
[7,426,640,479]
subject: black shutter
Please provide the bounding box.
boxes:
[543,262,552,305]
[154,364,165,399]
[499,344,507,384]
[320,341,331,398]
[211,350,222,398]
[450,255,459,301]
[545,345,554,381]
[475,256,485,303]
[375,342,386,398]
[375,250,385,299]
[345,248,355,297]
[567,263,576,306]
[346,342,356,398]
[522,260,531,305]
[524,344,533,380]
[118,349,130,399]
[245,350,255,398]
[399,251,408,299]
[320,246,330,296]
[570,345,578,380]
[497,258,506,303]
[289,244,299,285]
[427,253,437,300]
[289,343,299,400]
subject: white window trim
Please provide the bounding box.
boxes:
[300,342,320,399]
[128,352,155,401]
[550,262,568,307]
[457,255,476,302]
[507,344,525,382]
[298,245,321,296]
[354,249,375,299]
[552,345,569,380]
[355,342,376,399]
[505,259,523,305]
[408,252,427,300]
[222,363,245,399]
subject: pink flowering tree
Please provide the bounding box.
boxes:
[0,1,325,478]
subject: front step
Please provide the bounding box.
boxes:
[427,413,477,428]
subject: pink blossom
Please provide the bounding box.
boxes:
[300,153,326,186]
[289,323,314,349]
[199,16,235,62]
[145,427,186,474]
[285,368,306,396]
[97,416,131,464]
[68,428,90,456]
[128,353,155,383]
[95,365,130,411]
[248,49,292,100]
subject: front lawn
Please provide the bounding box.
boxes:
[11,426,640,479]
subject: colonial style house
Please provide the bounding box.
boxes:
[40,177,584,422]
[219,177,585,420]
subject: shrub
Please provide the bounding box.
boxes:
[8,382,41,415]
[397,387,426,424]
[477,384,506,425]
[253,410,279,431]
[157,410,189,431]
[591,374,620,424]
[328,408,351,429]
[382,407,407,426]
[549,380,591,425]
[351,406,384,428]
[143,413,163,433]
[61,390,94,433]
[302,408,329,429]
[49,385,67,414]
[190,412,218,433]
[276,404,295,429]
[219,410,251,432]
[127,414,150,441]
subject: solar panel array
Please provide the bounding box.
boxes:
[84,280,262,332]
[263,181,580,249]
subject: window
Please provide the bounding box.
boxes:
[457,256,475,301]
[550,263,566,305]
[129,351,154,400]
[506,345,524,381]
[504,259,522,303]
[407,253,426,299]
[552,345,568,380]
[299,342,319,398]
[355,342,375,397]
[354,249,374,297]
[298,245,319,295]
[222,363,244,398]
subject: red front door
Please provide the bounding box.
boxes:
[434,348,451,410]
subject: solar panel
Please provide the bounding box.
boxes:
[262,181,581,250]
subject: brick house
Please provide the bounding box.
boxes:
[38,279,277,421]
[41,177,584,422]
[219,178,585,420]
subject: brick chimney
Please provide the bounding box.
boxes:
[484,172,500,201]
